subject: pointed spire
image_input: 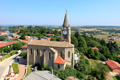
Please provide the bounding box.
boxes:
[63,10,69,27]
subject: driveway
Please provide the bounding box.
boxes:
[0,51,21,80]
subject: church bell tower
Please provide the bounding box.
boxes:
[61,11,71,43]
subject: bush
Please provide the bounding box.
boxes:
[54,66,85,80]
[21,51,27,59]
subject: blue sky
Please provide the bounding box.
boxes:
[0,0,120,26]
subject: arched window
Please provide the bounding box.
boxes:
[31,49,32,54]
[37,49,39,55]
[49,53,51,59]
[61,51,62,58]
[58,64,60,69]
[68,51,70,58]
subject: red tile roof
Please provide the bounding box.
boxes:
[47,34,55,36]
[92,47,99,50]
[21,45,27,48]
[21,39,30,43]
[105,60,120,70]
[43,36,51,41]
[5,41,18,45]
[0,41,18,48]
[54,56,66,64]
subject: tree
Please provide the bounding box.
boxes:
[87,48,95,58]
[77,37,87,54]
[20,34,26,40]
[109,46,115,53]
[92,63,109,80]
[3,47,11,53]
[76,56,91,74]
[74,31,80,40]
[21,51,27,59]
[13,42,22,50]
[0,35,7,41]
[71,34,78,47]
[113,42,119,51]
[100,39,106,46]
[94,50,101,60]
[56,37,61,41]
[51,38,56,41]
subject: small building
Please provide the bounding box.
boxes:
[24,71,61,80]
[105,60,120,74]
[47,34,55,37]
[41,36,51,41]
[66,76,79,80]
[31,36,38,40]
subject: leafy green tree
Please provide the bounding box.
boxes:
[76,56,91,74]
[13,42,22,50]
[92,63,109,80]
[94,50,101,60]
[71,34,78,47]
[56,37,61,41]
[100,55,107,61]
[100,39,106,46]
[20,34,26,40]
[87,48,95,58]
[51,38,56,41]
[74,31,80,40]
[3,47,11,53]
[109,46,115,53]
[21,51,27,59]
[113,42,119,51]
[0,35,7,41]
[78,37,87,53]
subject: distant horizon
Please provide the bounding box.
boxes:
[0,24,120,27]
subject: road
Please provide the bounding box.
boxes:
[0,51,21,80]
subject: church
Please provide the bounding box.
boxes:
[27,11,75,70]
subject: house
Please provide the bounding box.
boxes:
[0,41,18,48]
[24,71,61,80]
[27,11,75,70]
[105,60,120,74]
[66,76,79,80]
[47,34,55,37]
[7,36,13,41]
[31,36,38,40]
[25,36,31,39]
[41,36,51,41]
[92,47,99,50]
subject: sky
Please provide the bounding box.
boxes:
[0,0,120,26]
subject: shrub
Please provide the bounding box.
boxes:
[21,51,27,59]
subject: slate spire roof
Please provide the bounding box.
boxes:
[63,10,69,27]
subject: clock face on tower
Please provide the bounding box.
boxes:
[63,30,67,35]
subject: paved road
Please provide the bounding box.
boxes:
[0,52,21,80]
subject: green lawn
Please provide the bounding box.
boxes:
[25,67,32,77]
[113,76,120,80]
[12,63,19,74]
[2,50,18,60]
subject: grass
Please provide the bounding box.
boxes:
[25,67,32,77]
[2,50,18,60]
[113,76,120,80]
[12,63,19,74]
